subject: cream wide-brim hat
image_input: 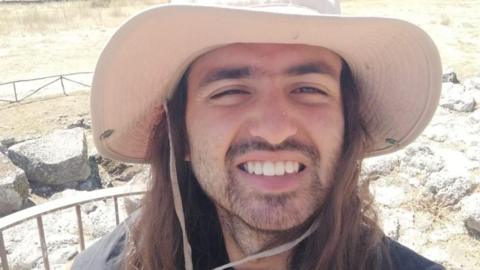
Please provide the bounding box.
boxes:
[91,0,442,163]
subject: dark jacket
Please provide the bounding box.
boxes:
[72,217,445,270]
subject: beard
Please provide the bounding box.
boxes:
[190,137,341,232]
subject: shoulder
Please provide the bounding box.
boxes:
[386,238,445,270]
[71,211,140,270]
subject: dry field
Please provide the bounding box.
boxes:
[0,0,479,269]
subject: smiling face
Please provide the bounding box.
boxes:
[185,43,344,231]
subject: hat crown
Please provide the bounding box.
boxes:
[170,0,341,14]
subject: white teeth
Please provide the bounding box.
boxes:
[263,162,275,176]
[285,161,294,174]
[247,162,255,174]
[242,161,301,176]
[293,162,299,173]
[274,162,285,176]
[254,161,263,175]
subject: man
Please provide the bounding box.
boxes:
[73,0,444,269]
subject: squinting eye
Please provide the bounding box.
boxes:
[210,89,249,99]
[292,87,327,95]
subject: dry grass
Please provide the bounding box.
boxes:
[0,0,168,35]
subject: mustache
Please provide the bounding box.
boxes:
[226,138,320,162]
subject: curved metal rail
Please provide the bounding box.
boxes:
[0,186,146,270]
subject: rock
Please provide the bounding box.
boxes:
[459,193,480,237]
[469,110,480,123]
[361,155,400,181]
[464,77,480,104]
[1,136,31,148]
[0,144,6,155]
[382,217,400,240]
[442,71,460,84]
[440,83,476,112]
[49,246,78,264]
[425,173,474,206]
[1,137,16,148]
[400,144,444,177]
[371,184,407,207]
[122,167,149,215]
[0,152,29,216]
[8,128,90,186]
[67,118,91,130]
[465,147,480,162]
[435,148,471,178]
[78,156,102,191]
[464,77,480,90]
[422,246,449,265]
[423,124,449,142]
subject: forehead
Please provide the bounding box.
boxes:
[188,43,342,82]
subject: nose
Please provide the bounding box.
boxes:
[247,98,298,145]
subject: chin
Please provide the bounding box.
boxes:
[233,194,317,231]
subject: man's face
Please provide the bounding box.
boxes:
[185,43,344,231]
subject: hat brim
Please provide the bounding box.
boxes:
[91,4,442,163]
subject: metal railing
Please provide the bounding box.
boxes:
[0,186,146,270]
[0,72,92,103]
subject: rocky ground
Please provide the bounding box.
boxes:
[0,0,479,269]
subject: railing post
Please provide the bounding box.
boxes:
[114,197,120,226]
[12,82,18,102]
[36,216,50,270]
[75,205,85,251]
[0,230,9,270]
[60,76,67,96]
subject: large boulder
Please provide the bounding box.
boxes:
[460,193,480,237]
[0,152,29,216]
[440,83,476,112]
[8,128,90,186]
[425,172,474,206]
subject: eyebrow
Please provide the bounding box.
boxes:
[199,66,251,87]
[285,62,336,77]
[198,61,336,88]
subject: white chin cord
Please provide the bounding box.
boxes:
[164,103,319,270]
[213,219,319,270]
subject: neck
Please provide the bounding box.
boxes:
[216,207,291,270]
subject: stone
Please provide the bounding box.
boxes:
[122,167,149,215]
[464,77,480,104]
[464,77,480,90]
[435,148,471,178]
[8,128,90,186]
[371,184,407,207]
[425,173,474,206]
[440,83,476,112]
[469,110,480,124]
[67,117,91,130]
[400,144,444,177]
[0,152,29,216]
[382,216,400,240]
[459,193,480,237]
[0,144,6,155]
[361,154,400,181]
[465,147,480,162]
[1,137,16,148]
[442,71,460,84]
[422,246,449,265]
[49,246,78,264]
[423,124,449,142]
[78,156,102,191]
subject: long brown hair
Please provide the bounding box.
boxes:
[125,60,391,270]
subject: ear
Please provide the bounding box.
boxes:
[184,153,191,161]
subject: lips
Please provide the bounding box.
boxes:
[238,161,305,176]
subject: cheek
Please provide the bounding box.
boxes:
[186,107,241,161]
[302,105,344,143]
